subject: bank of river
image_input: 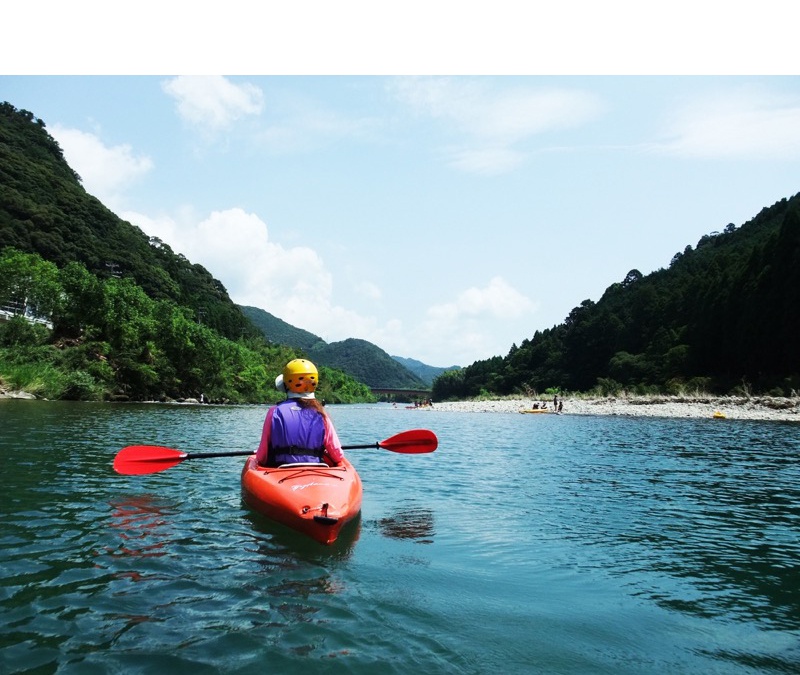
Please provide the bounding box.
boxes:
[4,383,799,423]
[427,395,800,422]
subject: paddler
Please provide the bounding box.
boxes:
[255,359,345,468]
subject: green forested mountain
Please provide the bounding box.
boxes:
[434,194,800,400]
[309,338,426,389]
[0,102,374,403]
[0,102,255,341]
[239,305,324,351]
[391,355,459,386]
[239,304,429,389]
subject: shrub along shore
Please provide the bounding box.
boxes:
[423,395,800,422]
[3,384,798,422]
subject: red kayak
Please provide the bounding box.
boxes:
[241,456,363,545]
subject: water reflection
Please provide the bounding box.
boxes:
[106,494,174,560]
[378,507,436,544]
[242,508,361,562]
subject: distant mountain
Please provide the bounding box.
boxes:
[239,304,430,390]
[310,338,427,389]
[239,305,323,351]
[391,355,460,386]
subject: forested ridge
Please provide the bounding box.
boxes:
[239,305,431,389]
[0,102,374,403]
[0,102,254,341]
[433,194,800,400]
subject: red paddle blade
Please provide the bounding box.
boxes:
[113,445,187,475]
[379,429,438,454]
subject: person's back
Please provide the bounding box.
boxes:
[255,359,344,468]
[266,398,326,466]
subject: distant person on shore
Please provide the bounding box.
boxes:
[255,359,344,468]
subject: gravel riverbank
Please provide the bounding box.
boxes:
[425,396,800,422]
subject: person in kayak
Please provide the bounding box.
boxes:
[255,359,345,468]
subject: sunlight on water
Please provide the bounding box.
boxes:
[2,401,799,673]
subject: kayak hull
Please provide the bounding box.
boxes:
[519,409,552,414]
[241,456,363,545]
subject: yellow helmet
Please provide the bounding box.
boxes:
[282,359,318,393]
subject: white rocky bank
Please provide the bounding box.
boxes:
[426,396,800,422]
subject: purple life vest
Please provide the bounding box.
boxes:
[268,400,326,466]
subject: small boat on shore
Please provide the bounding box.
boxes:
[519,408,552,414]
[241,456,363,545]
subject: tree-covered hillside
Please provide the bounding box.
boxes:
[391,355,460,386]
[239,305,324,351]
[309,338,427,389]
[434,194,800,400]
[0,102,255,341]
[240,304,431,389]
[0,102,374,403]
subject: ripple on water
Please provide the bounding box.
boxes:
[2,403,800,673]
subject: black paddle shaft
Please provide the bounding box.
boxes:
[184,442,379,460]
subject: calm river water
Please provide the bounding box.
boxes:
[1,400,799,674]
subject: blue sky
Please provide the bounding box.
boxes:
[2,6,799,367]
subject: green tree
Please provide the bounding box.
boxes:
[0,247,61,320]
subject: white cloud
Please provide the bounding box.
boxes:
[50,125,153,207]
[652,88,800,159]
[376,276,538,365]
[124,206,535,366]
[124,206,382,339]
[162,75,264,131]
[354,280,382,300]
[256,101,384,154]
[389,77,604,174]
[445,145,526,175]
[427,276,536,321]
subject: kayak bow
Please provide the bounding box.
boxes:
[241,456,363,545]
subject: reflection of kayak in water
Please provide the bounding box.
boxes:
[378,506,435,543]
[241,456,363,545]
[519,409,552,414]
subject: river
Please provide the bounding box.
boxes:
[1,400,799,673]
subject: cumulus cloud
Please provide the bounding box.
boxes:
[162,75,264,131]
[651,87,800,159]
[389,77,604,173]
[50,125,153,208]
[124,207,381,338]
[380,276,538,365]
[124,206,534,366]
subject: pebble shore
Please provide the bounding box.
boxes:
[3,386,798,422]
[425,396,800,423]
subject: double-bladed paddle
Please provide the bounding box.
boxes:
[113,428,438,475]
